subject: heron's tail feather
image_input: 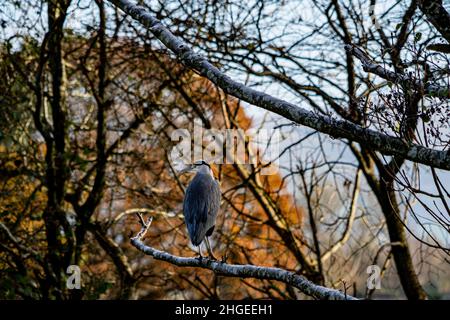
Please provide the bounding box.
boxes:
[188,224,204,246]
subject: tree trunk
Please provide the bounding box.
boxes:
[377,177,427,300]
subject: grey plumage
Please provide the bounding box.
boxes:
[182,162,221,247]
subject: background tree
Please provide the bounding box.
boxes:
[1,0,449,299]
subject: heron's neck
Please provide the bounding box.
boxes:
[198,165,212,176]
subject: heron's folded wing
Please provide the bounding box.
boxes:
[183,174,211,243]
[208,179,221,219]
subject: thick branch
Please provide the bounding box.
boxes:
[418,0,450,43]
[107,0,450,171]
[130,216,356,300]
[88,222,137,299]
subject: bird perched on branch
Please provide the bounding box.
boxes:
[179,160,221,259]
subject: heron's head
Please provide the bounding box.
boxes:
[179,160,212,175]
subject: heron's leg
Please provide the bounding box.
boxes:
[197,244,203,260]
[205,237,217,260]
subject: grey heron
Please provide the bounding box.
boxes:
[180,160,221,259]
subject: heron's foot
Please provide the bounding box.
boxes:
[221,254,228,263]
[196,255,203,261]
[208,253,218,261]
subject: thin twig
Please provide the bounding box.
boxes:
[106,0,450,170]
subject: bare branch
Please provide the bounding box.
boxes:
[106,0,450,171]
[321,168,361,263]
[0,222,42,260]
[418,0,450,43]
[129,216,357,300]
[345,44,450,98]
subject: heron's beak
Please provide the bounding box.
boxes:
[179,164,194,174]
